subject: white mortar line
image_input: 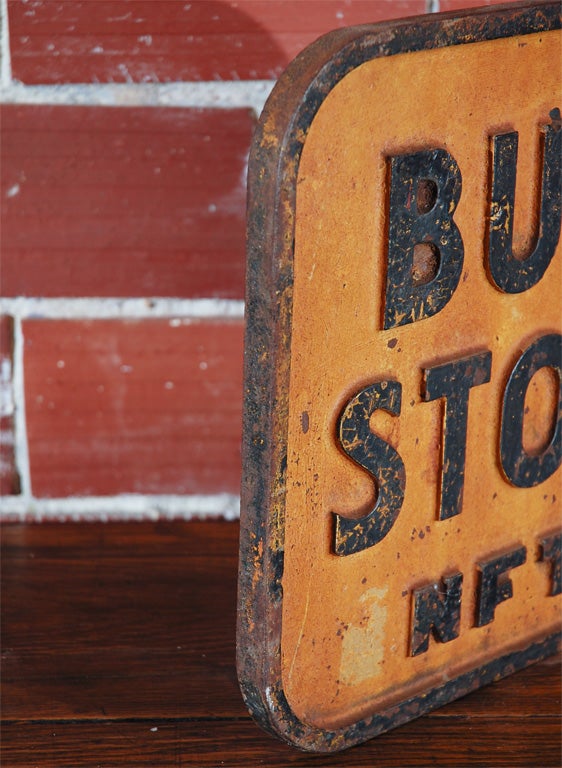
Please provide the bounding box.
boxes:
[0,297,245,320]
[2,299,245,521]
[11,315,32,498]
[0,81,274,115]
[0,0,11,88]
[0,493,241,522]
[2,298,245,519]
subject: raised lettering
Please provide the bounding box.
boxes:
[487,109,562,293]
[423,351,492,519]
[383,149,464,329]
[500,334,561,487]
[476,547,527,627]
[332,381,405,556]
[540,532,562,596]
[410,573,463,656]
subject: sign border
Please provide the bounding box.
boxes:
[237,0,561,753]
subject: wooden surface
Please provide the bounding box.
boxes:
[1,519,560,766]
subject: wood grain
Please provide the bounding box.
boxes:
[1,520,560,766]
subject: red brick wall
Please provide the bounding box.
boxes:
[1,0,517,519]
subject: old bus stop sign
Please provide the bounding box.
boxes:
[237,1,561,752]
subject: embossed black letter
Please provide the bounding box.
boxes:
[411,573,463,656]
[332,381,405,556]
[487,109,561,293]
[384,149,464,329]
[540,532,562,596]
[423,351,492,520]
[476,547,527,627]
[500,334,561,487]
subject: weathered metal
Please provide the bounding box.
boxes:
[237,0,561,753]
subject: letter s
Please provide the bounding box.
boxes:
[332,381,406,556]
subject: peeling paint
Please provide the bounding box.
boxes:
[339,587,388,685]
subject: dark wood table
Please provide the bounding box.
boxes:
[2,520,560,767]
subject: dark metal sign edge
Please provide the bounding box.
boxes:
[237,0,561,753]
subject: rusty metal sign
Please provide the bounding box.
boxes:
[237,1,561,752]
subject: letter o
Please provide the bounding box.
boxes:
[500,334,561,487]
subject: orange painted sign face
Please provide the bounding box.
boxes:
[237,2,561,753]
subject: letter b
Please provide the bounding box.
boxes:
[383,149,464,329]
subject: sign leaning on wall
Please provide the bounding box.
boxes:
[237,1,561,752]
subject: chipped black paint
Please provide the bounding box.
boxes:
[269,546,285,602]
[540,531,562,596]
[332,381,405,556]
[487,108,562,293]
[423,351,492,520]
[476,547,527,627]
[500,333,562,488]
[384,149,464,329]
[411,573,463,656]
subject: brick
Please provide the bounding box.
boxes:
[23,319,243,497]
[1,105,253,298]
[0,316,20,496]
[8,0,426,84]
